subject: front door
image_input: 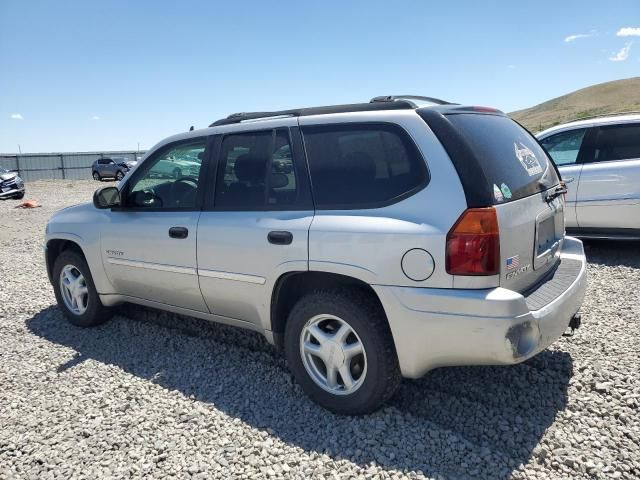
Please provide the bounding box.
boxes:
[101,137,210,312]
[539,127,588,228]
[197,122,314,328]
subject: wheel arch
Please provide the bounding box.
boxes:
[269,271,390,348]
[45,236,88,283]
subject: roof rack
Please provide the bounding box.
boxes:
[370,95,453,106]
[209,95,453,127]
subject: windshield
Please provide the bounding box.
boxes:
[0,167,8,174]
[446,113,560,203]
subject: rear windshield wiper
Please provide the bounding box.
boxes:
[545,183,567,203]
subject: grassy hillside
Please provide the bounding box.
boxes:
[510,77,640,133]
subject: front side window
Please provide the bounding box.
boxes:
[125,139,205,209]
[302,123,428,209]
[539,128,587,166]
[591,123,640,163]
[214,129,299,210]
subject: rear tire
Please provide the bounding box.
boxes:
[52,250,112,327]
[92,171,101,181]
[14,192,24,199]
[284,289,401,415]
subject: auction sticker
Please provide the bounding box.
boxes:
[514,142,543,176]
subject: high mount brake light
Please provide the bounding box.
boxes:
[446,208,500,275]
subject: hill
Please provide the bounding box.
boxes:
[510,77,640,133]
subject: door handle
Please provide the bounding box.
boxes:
[563,177,575,184]
[169,226,189,239]
[268,231,293,245]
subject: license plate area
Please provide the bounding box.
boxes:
[534,200,563,270]
[537,216,556,255]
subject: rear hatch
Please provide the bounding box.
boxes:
[421,109,564,292]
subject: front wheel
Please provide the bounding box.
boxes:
[14,192,25,199]
[284,290,401,415]
[92,171,101,181]
[52,250,112,327]
[115,170,124,181]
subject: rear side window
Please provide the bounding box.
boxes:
[446,114,560,203]
[539,128,587,166]
[214,129,306,210]
[302,123,428,209]
[591,123,640,163]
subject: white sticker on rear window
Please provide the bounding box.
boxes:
[493,184,504,202]
[514,142,543,176]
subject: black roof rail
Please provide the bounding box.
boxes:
[209,100,416,127]
[370,95,454,106]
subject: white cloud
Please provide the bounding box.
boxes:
[91,115,101,120]
[616,27,640,37]
[10,113,23,120]
[609,42,632,61]
[564,33,591,42]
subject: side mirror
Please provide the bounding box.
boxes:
[93,186,121,209]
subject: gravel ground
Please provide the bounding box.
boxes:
[0,180,639,480]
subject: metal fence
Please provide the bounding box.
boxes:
[0,151,146,181]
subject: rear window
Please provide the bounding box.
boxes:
[302,123,428,209]
[446,114,560,203]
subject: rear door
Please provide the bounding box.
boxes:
[196,121,314,328]
[539,127,589,228]
[574,122,640,230]
[443,113,563,293]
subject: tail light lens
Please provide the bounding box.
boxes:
[446,208,500,275]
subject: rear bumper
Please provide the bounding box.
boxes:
[374,236,587,378]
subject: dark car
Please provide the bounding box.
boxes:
[92,157,137,181]
[0,167,25,199]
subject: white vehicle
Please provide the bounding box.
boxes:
[45,96,587,414]
[538,113,640,239]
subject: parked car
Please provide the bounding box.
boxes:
[45,96,587,414]
[92,157,137,181]
[0,167,25,199]
[538,113,640,239]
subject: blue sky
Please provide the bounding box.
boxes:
[1,0,638,153]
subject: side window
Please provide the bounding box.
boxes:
[214,129,299,210]
[539,129,587,166]
[125,139,206,209]
[591,123,640,163]
[302,123,428,208]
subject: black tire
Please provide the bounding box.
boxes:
[14,192,25,199]
[52,249,112,327]
[92,171,101,181]
[115,170,124,181]
[284,289,401,415]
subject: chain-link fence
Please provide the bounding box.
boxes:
[0,151,146,181]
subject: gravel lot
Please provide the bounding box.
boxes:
[1,180,639,480]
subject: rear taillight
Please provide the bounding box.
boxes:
[446,208,500,275]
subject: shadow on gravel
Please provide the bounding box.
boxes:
[27,305,572,479]
[583,239,640,268]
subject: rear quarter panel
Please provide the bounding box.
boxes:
[301,111,467,288]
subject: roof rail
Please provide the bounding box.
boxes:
[209,100,416,127]
[564,110,640,124]
[370,95,454,106]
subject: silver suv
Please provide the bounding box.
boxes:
[45,96,587,414]
[538,113,640,239]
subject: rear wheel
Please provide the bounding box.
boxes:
[52,250,112,327]
[284,290,401,415]
[14,192,24,199]
[92,171,101,181]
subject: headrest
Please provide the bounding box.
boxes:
[234,154,266,183]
